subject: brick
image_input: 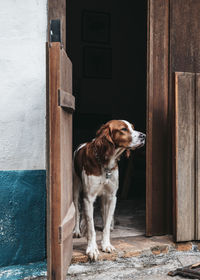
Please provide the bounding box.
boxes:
[123,250,141,258]
[175,242,192,251]
[151,245,169,255]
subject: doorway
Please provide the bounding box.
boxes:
[66,0,147,244]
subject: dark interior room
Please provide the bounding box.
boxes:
[66,0,147,239]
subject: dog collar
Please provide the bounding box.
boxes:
[104,168,112,179]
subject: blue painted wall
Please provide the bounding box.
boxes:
[0,170,46,267]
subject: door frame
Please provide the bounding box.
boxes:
[146,0,172,236]
[46,0,172,272]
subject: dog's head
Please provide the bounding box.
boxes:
[96,120,146,151]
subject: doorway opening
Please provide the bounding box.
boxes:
[66,0,147,247]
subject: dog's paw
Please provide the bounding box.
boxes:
[101,242,116,253]
[73,228,81,238]
[86,243,99,261]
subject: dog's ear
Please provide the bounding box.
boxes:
[96,123,114,146]
[95,124,115,162]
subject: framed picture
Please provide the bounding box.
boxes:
[83,46,112,79]
[82,11,111,44]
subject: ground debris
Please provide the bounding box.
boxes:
[168,262,200,279]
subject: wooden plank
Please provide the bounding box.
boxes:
[174,72,195,242]
[59,45,74,279]
[59,202,75,244]
[170,0,200,74]
[47,42,75,280]
[60,47,72,94]
[58,89,75,111]
[196,73,200,240]
[48,42,62,279]
[46,42,51,280]
[146,0,170,236]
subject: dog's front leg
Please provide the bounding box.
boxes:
[101,194,116,253]
[101,195,115,231]
[83,196,99,261]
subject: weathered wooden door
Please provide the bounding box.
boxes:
[147,0,200,237]
[46,42,75,280]
[170,0,200,241]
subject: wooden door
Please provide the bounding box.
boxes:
[147,0,200,238]
[46,42,75,280]
[173,72,200,241]
[170,0,200,241]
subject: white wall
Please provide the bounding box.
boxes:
[0,0,47,170]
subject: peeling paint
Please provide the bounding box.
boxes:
[0,170,46,267]
[0,261,46,280]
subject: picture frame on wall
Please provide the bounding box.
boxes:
[83,46,112,79]
[82,11,111,44]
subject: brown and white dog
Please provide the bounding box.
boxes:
[73,120,145,260]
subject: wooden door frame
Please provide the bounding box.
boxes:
[146,0,172,236]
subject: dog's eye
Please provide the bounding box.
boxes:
[121,127,128,131]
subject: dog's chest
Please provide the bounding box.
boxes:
[82,168,119,196]
[97,175,118,196]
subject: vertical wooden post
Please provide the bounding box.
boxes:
[146,0,170,236]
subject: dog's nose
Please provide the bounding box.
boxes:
[139,133,146,140]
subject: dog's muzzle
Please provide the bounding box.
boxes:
[139,133,146,146]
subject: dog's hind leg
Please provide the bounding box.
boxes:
[73,172,82,238]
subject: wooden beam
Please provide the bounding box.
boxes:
[146,0,170,236]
